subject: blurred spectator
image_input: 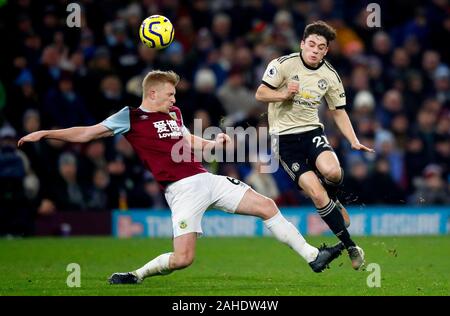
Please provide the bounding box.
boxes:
[369,158,405,204]
[434,66,450,106]
[371,31,392,67]
[390,114,410,151]
[342,158,373,205]
[191,68,225,126]
[7,70,40,131]
[46,152,87,211]
[40,5,62,46]
[403,71,425,121]
[374,130,405,186]
[133,172,167,209]
[211,13,232,47]
[388,47,410,90]
[43,72,94,128]
[351,90,375,122]
[175,15,196,53]
[218,67,260,127]
[414,105,439,161]
[434,134,450,179]
[429,16,450,64]
[232,46,256,89]
[34,45,62,96]
[245,155,280,200]
[79,140,108,184]
[421,50,442,93]
[410,164,450,205]
[404,135,428,193]
[86,168,117,211]
[19,110,45,178]
[0,125,35,235]
[92,74,138,120]
[270,10,298,52]
[107,20,139,80]
[377,89,404,129]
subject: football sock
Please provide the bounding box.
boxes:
[134,252,173,279]
[264,212,319,263]
[317,200,356,248]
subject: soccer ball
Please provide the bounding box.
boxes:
[139,15,174,49]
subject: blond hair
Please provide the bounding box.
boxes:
[142,70,180,98]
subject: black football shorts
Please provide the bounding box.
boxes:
[275,127,334,185]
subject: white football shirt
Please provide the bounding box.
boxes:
[262,52,346,135]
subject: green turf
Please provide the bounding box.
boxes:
[0,236,449,296]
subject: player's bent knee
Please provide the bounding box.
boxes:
[322,166,342,182]
[258,197,278,220]
[173,253,195,269]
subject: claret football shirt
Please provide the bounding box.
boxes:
[101,105,207,187]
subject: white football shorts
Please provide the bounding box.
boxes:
[164,172,250,237]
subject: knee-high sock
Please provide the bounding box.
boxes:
[264,212,318,263]
[134,252,173,279]
[318,200,355,248]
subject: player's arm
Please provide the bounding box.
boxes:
[255,83,298,102]
[187,132,231,151]
[325,75,374,153]
[255,58,297,103]
[331,109,374,153]
[18,124,113,147]
[18,106,131,147]
[178,109,230,150]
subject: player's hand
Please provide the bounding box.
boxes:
[17,131,47,147]
[215,133,231,146]
[283,82,299,100]
[351,142,375,153]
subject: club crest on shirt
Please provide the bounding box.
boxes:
[179,220,187,229]
[153,120,182,138]
[266,66,277,78]
[318,79,328,90]
[169,112,178,121]
[291,162,300,172]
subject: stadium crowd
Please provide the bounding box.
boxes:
[0,0,449,235]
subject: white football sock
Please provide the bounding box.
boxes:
[134,252,173,279]
[264,212,319,263]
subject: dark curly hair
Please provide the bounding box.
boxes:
[303,21,337,45]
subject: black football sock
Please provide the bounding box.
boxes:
[317,200,355,249]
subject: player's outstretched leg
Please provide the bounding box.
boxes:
[235,188,344,272]
[109,232,197,284]
[108,252,173,285]
[299,171,365,270]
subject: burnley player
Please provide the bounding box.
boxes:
[18,70,344,283]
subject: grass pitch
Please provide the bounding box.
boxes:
[0,236,449,296]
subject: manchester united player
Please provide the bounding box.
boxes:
[18,70,344,284]
[255,21,374,270]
